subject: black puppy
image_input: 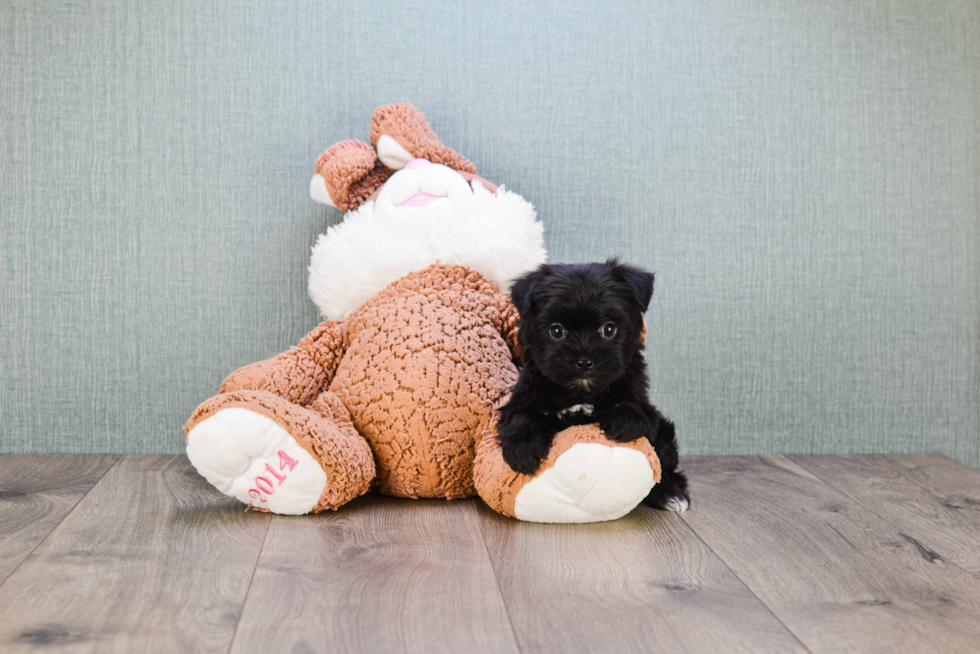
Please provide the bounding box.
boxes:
[497,260,689,511]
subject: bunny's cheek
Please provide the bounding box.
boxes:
[375,161,473,218]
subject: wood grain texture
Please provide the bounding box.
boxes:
[682,456,980,654]
[0,454,119,586]
[4,454,980,652]
[791,455,980,577]
[0,455,271,653]
[477,503,806,653]
[231,495,520,654]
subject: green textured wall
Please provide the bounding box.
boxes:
[1,0,978,467]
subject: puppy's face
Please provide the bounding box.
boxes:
[511,260,654,393]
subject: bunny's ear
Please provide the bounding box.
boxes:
[369,103,477,174]
[311,140,392,211]
[375,134,414,170]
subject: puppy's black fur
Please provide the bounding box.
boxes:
[497,260,689,511]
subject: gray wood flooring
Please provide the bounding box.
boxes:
[0,454,978,653]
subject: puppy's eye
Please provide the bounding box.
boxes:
[600,322,617,339]
[549,324,566,340]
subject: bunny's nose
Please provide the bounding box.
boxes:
[405,158,432,170]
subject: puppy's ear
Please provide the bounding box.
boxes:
[510,265,551,317]
[609,259,655,313]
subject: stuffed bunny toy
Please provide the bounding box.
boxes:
[185,103,661,523]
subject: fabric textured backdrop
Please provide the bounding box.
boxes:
[1,0,978,467]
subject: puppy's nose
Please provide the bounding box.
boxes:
[576,356,594,371]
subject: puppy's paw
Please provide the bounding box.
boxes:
[599,403,651,444]
[643,483,691,512]
[497,410,560,476]
[604,424,647,444]
[501,436,552,475]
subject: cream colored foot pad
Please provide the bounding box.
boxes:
[514,443,655,524]
[186,408,327,515]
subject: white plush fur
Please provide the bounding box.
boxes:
[309,169,547,320]
[376,134,413,170]
[513,443,655,523]
[186,408,327,515]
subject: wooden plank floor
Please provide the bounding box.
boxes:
[0,455,978,653]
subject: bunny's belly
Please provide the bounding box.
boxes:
[329,288,517,499]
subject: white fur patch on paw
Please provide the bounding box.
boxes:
[186,408,327,515]
[513,443,655,524]
[664,495,690,512]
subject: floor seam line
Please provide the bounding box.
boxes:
[0,453,123,590]
[790,455,980,583]
[227,512,273,654]
[887,454,980,494]
[677,514,814,654]
[678,457,815,654]
[472,502,525,654]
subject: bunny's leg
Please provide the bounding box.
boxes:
[185,321,375,514]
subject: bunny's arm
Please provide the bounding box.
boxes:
[219,320,348,407]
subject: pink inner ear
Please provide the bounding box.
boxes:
[399,192,442,207]
[405,158,432,170]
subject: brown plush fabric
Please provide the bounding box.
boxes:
[220,320,348,408]
[314,140,393,211]
[329,264,519,499]
[495,293,522,362]
[188,264,518,509]
[185,389,375,511]
[472,422,663,518]
[369,103,478,175]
